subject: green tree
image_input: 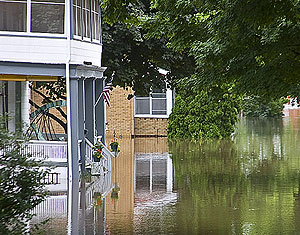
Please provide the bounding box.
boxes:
[242,96,288,117]
[0,117,48,234]
[147,0,300,99]
[168,85,241,139]
[102,0,195,96]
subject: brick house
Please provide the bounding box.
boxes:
[106,85,174,139]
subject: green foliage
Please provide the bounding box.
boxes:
[0,118,48,234]
[242,96,288,117]
[168,86,241,139]
[148,0,300,99]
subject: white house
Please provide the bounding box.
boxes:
[0,1,114,232]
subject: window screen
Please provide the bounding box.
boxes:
[31,0,65,33]
[135,97,150,115]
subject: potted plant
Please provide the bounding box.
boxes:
[110,139,120,152]
[93,192,103,208]
[92,142,103,162]
[111,185,120,200]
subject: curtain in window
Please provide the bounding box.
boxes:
[0,1,26,32]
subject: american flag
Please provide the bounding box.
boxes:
[102,72,114,107]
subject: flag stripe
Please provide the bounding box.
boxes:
[102,73,114,106]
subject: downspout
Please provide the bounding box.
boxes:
[65,1,79,234]
[66,0,72,182]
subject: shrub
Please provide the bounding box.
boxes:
[168,86,241,140]
[0,118,48,234]
[242,96,288,117]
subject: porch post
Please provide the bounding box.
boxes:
[67,76,80,235]
[85,78,95,142]
[21,81,31,129]
[95,78,105,142]
[78,79,86,173]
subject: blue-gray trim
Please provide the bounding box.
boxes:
[0,62,67,77]
[84,79,94,143]
[95,79,105,141]
[78,79,86,172]
[69,77,80,180]
[0,61,106,78]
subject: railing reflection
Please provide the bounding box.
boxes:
[30,171,111,234]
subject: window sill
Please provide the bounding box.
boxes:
[134,115,169,119]
[0,31,67,39]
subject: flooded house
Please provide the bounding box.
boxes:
[0,1,115,233]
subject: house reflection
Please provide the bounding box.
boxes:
[30,172,111,234]
[30,137,173,234]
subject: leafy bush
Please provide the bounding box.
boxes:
[0,119,48,234]
[168,87,241,139]
[241,96,288,117]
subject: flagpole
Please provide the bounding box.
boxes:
[94,92,103,108]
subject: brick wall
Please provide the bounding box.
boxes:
[134,118,168,137]
[106,86,134,138]
[106,86,169,138]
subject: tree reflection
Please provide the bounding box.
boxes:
[169,117,300,234]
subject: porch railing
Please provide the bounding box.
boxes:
[85,138,113,175]
[26,140,67,162]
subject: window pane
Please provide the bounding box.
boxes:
[135,98,150,114]
[77,4,81,36]
[95,13,99,40]
[152,93,166,98]
[152,99,166,115]
[31,4,65,33]
[152,110,167,115]
[73,0,81,36]
[32,0,65,3]
[0,2,26,32]
[73,6,77,34]
[86,10,90,38]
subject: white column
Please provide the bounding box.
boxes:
[149,158,152,193]
[21,81,31,129]
[166,88,173,116]
[7,82,16,132]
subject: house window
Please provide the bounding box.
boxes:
[31,0,65,34]
[73,0,101,42]
[0,0,64,34]
[0,0,27,32]
[135,88,172,117]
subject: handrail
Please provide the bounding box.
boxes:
[84,137,112,174]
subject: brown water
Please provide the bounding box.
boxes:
[106,111,300,234]
[31,109,300,234]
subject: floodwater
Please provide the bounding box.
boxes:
[31,109,300,234]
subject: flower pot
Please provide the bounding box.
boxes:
[111,144,118,152]
[93,157,100,162]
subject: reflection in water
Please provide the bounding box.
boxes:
[31,172,111,235]
[134,153,177,235]
[169,115,300,234]
[31,111,300,234]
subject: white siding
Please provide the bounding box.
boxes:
[0,36,102,66]
[70,40,102,66]
[0,36,67,63]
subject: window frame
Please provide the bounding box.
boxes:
[0,0,102,43]
[72,0,101,43]
[0,0,66,36]
[134,88,173,119]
